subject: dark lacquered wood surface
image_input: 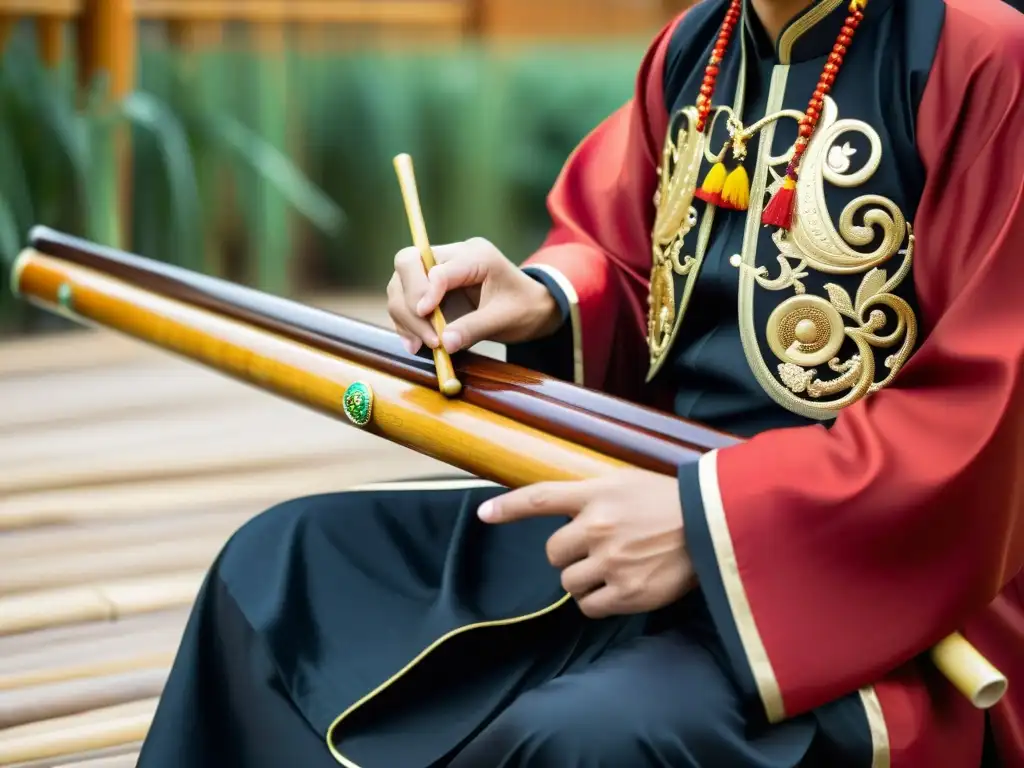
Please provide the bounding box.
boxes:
[27,227,739,474]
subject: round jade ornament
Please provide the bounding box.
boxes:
[342,381,373,427]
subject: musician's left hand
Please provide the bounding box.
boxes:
[477,470,695,619]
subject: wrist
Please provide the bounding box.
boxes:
[526,277,563,340]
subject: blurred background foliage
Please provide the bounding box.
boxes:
[0,17,649,336]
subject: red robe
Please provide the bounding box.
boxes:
[522,2,1024,766]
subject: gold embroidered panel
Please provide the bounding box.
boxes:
[645,90,919,420]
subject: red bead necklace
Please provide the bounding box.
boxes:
[692,0,868,231]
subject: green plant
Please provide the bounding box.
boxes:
[0,28,646,336]
[0,29,344,334]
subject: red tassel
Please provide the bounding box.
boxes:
[695,187,722,206]
[761,176,797,229]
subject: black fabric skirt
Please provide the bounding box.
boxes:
[137,478,870,768]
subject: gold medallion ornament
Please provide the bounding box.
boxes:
[735,94,918,418]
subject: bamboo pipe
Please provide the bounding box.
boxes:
[931,632,1007,709]
[0,698,155,765]
[21,227,727,472]
[393,153,462,397]
[0,571,203,636]
[0,667,168,730]
[11,251,631,488]
[9,249,1007,710]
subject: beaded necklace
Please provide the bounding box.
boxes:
[692,0,868,231]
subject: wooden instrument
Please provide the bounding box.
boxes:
[9,226,1007,712]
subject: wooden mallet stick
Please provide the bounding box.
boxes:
[392,153,463,397]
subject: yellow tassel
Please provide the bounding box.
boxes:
[720,164,750,210]
[696,161,728,203]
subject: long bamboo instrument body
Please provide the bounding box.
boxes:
[10,227,1007,711]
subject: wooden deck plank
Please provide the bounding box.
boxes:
[0,296,465,758]
[0,699,156,765]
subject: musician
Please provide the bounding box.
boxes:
[139,0,1024,766]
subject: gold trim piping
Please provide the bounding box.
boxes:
[326,593,574,767]
[646,14,749,380]
[858,686,891,768]
[777,0,846,64]
[524,263,584,386]
[697,450,785,722]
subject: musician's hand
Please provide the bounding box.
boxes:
[477,470,696,619]
[386,238,561,355]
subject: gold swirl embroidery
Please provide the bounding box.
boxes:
[647,107,705,366]
[646,103,804,381]
[737,93,918,418]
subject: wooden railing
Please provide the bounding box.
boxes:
[0,0,692,82]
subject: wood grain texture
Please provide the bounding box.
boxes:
[0,572,203,636]
[14,250,632,490]
[13,742,141,768]
[0,667,168,729]
[0,699,155,765]
[25,229,738,473]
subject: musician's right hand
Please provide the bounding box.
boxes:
[387,237,562,355]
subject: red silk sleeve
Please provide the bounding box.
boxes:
[685,3,1024,723]
[519,16,677,401]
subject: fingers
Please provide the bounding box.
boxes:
[560,557,604,599]
[419,249,489,317]
[477,481,592,524]
[439,303,512,354]
[545,521,589,569]
[388,241,491,353]
[575,586,618,619]
[387,248,438,351]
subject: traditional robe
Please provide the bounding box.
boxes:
[139,1,1024,766]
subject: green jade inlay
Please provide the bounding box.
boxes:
[342,381,373,427]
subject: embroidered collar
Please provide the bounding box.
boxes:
[743,0,893,63]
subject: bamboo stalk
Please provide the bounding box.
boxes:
[0,610,187,664]
[0,510,249,562]
[0,572,203,636]
[0,667,168,730]
[0,652,175,693]
[0,699,156,765]
[0,15,17,54]
[0,460,442,530]
[54,752,141,768]
[1,535,228,595]
[393,153,462,397]
[36,16,64,67]
[14,743,141,768]
[0,446,353,497]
